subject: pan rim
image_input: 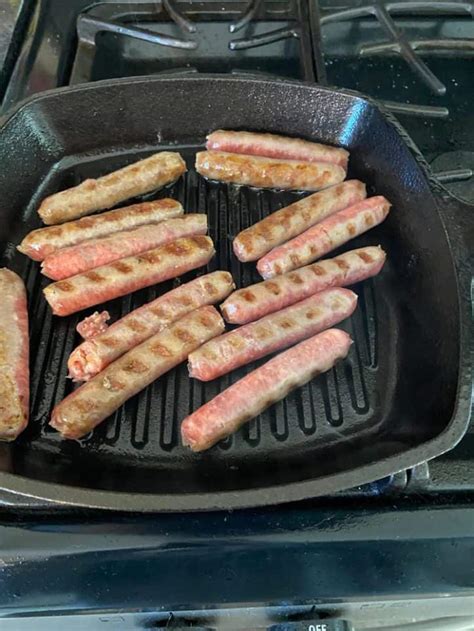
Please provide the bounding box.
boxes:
[0,74,471,511]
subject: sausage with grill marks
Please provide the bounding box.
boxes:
[188,287,357,381]
[38,152,187,225]
[195,151,346,192]
[50,306,225,439]
[18,199,183,262]
[233,180,366,262]
[68,271,235,382]
[41,214,208,280]
[43,235,215,316]
[182,328,352,451]
[206,130,349,169]
[257,196,391,279]
[0,269,29,441]
[222,246,385,324]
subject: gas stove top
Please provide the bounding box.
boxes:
[2,0,473,198]
[0,2,473,628]
[0,0,472,509]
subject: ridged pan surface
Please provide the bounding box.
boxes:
[0,76,470,511]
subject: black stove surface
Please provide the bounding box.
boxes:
[0,0,472,510]
[0,4,473,629]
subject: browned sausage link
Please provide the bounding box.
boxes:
[43,235,215,316]
[221,246,386,324]
[50,306,225,439]
[257,196,391,278]
[68,271,235,382]
[38,152,187,225]
[189,287,357,381]
[0,269,29,441]
[195,151,346,191]
[41,214,208,280]
[18,199,184,262]
[233,180,366,262]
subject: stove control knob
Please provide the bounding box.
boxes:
[268,622,352,631]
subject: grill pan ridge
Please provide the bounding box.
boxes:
[0,76,471,511]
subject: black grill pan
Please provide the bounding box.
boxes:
[0,76,471,511]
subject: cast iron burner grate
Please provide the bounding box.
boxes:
[69,0,315,85]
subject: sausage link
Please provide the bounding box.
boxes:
[68,271,235,381]
[207,130,349,168]
[41,214,207,280]
[222,246,385,324]
[182,328,352,451]
[257,196,391,279]
[38,152,187,225]
[50,306,225,439]
[0,269,29,441]
[43,235,215,316]
[233,180,366,262]
[195,151,346,191]
[18,199,183,261]
[188,287,357,381]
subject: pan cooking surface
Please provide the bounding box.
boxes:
[0,77,467,508]
[0,147,428,492]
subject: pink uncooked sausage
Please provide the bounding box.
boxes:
[257,196,391,278]
[182,328,352,451]
[233,180,366,262]
[50,306,225,440]
[188,287,357,381]
[41,214,207,280]
[221,246,386,324]
[195,151,346,191]
[18,199,184,262]
[0,269,29,441]
[68,271,235,382]
[206,130,349,168]
[43,235,215,316]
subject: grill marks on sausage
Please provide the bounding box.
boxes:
[150,343,173,358]
[196,151,346,193]
[122,359,149,374]
[55,280,74,293]
[38,152,187,225]
[232,180,367,262]
[220,247,386,325]
[111,261,133,274]
[181,329,353,452]
[51,307,225,439]
[174,328,196,345]
[265,282,281,295]
[241,290,256,303]
[44,235,215,316]
[189,288,357,381]
[357,251,374,263]
[18,199,184,261]
[67,271,234,382]
[84,271,105,283]
[257,196,390,278]
[124,319,147,334]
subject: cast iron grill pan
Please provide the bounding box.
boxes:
[0,77,471,510]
